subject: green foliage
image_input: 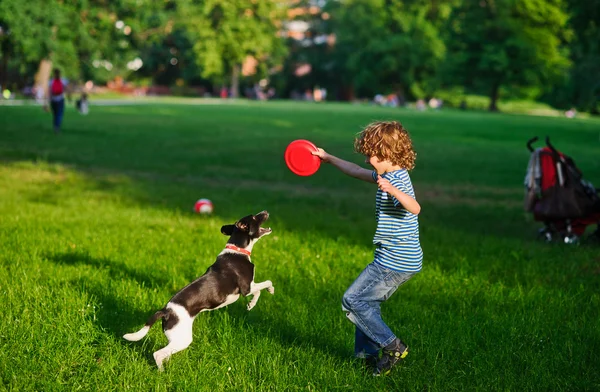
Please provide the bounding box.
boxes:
[176,0,287,90]
[0,0,58,63]
[0,0,154,81]
[545,0,600,112]
[330,0,449,98]
[273,1,337,98]
[1,0,597,114]
[136,28,206,87]
[443,0,572,110]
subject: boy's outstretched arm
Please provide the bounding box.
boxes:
[312,148,375,183]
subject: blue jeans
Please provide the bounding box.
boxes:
[342,262,415,358]
[50,99,65,131]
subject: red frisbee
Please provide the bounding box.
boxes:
[284,139,321,176]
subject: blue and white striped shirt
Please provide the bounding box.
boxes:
[372,170,423,272]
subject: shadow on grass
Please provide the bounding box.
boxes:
[1,151,535,246]
[46,250,351,366]
[45,251,164,367]
[46,251,174,289]
[0,103,553,245]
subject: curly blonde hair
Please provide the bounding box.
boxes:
[354,121,416,170]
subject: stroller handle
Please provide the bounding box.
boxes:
[545,136,565,163]
[526,136,539,152]
[545,136,559,155]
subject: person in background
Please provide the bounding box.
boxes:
[48,69,68,134]
[76,92,89,115]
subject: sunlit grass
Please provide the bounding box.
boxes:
[0,101,599,391]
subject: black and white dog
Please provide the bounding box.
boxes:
[123,210,274,370]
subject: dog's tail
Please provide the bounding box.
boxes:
[123,309,169,341]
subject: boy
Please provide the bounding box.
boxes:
[312,121,423,376]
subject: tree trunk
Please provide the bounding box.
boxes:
[0,55,8,88]
[395,85,406,106]
[489,82,500,112]
[230,64,240,98]
[34,59,52,100]
[338,84,354,101]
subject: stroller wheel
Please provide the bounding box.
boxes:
[563,234,579,245]
[537,228,553,243]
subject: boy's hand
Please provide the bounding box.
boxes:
[377,175,421,214]
[377,176,394,193]
[311,148,330,163]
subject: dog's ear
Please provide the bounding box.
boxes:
[221,225,235,236]
[235,221,248,232]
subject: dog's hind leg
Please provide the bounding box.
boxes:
[153,327,193,371]
[153,304,194,371]
[247,290,261,310]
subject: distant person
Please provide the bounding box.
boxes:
[565,108,576,118]
[48,69,68,134]
[304,89,313,101]
[76,92,89,115]
[35,86,45,104]
[220,86,228,99]
[311,121,422,376]
[313,86,322,102]
[428,97,440,109]
[386,94,399,107]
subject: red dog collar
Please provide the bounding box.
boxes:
[225,244,251,256]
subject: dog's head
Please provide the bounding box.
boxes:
[221,210,272,250]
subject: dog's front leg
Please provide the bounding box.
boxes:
[246,280,274,311]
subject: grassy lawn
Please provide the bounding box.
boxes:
[0,100,599,391]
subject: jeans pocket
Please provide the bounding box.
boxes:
[384,270,413,288]
[371,263,399,287]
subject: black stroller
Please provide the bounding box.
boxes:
[524,136,600,244]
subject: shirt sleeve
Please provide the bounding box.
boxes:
[371,171,378,182]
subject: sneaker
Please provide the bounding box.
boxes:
[364,355,378,371]
[373,338,408,376]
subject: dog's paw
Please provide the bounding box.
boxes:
[247,302,256,311]
[154,353,165,372]
[267,286,275,295]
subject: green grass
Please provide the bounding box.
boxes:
[0,100,599,391]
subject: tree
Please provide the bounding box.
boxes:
[329,0,449,100]
[0,0,171,87]
[0,0,60,87]
[177,0,287,98]
[549,0,600,113]
[444,0,572,111]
